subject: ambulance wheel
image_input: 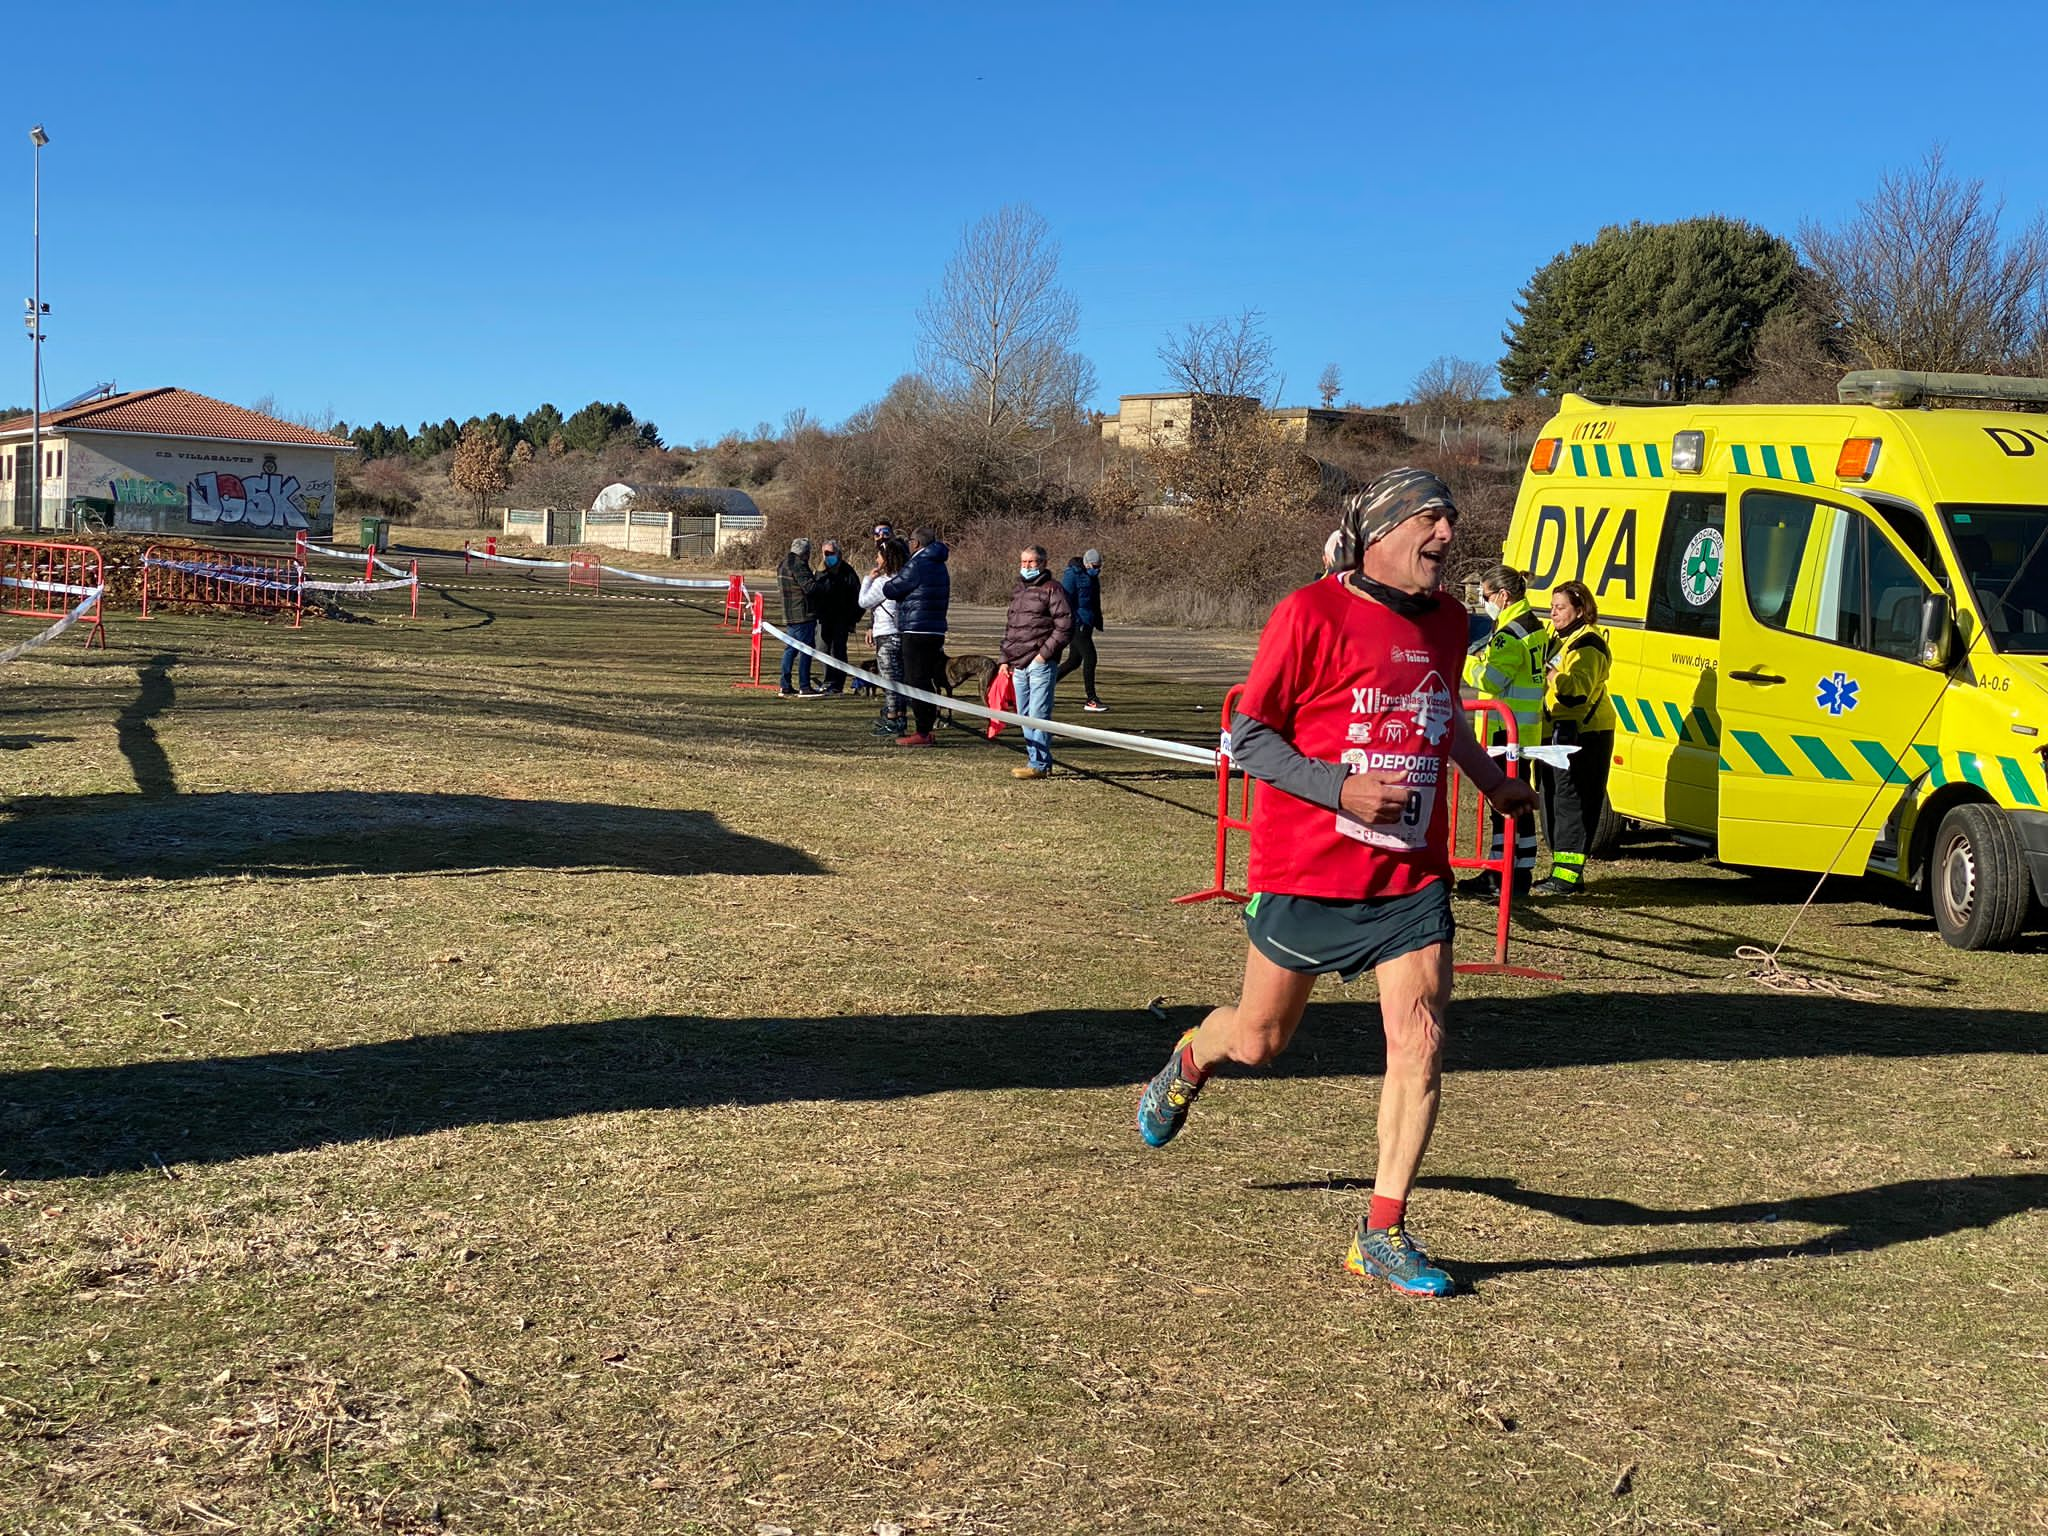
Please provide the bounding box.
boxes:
[1930,803,2029,951]
[1588,800,1629,857]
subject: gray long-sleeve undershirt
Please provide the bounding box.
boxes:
[1229,709,1348,811]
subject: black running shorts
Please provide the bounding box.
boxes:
[1242,881,1454,981]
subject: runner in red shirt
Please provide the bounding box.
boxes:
[1137,469,1539,1297]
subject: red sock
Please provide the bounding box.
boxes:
[1367,1194,1406,1232]
[1177,1041,1210,1086]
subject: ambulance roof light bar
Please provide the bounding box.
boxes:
[1838,369,2048,408]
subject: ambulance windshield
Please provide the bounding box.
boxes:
[1940,504,2048,654]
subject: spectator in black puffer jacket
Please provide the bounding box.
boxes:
[882,529,951,745]
[810,538,862,694]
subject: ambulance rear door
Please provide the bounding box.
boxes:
[1717,476,1953,874]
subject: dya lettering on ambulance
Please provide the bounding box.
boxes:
[1528,502,1638,599]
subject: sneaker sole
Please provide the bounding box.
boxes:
[1135,1029,1201,1148]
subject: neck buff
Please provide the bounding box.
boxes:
[1347,571,1439,617]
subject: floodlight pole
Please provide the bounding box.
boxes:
[28,124,47,533]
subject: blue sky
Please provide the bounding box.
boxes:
[15,1,2048,445]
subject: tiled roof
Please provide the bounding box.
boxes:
[0,388,353,449]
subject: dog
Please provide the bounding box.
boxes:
[937,651,1002,724]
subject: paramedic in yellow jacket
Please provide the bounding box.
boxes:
[1535,579,1616,896]
[1457,565,1546,898]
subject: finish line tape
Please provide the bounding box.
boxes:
[756,617,1219,768]
[0,585,105,665]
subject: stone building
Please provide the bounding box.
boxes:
[1098,392,1353,448]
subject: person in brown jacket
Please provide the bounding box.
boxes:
[999,544,1073,779]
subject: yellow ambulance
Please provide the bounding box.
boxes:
[1500,370,2048,949]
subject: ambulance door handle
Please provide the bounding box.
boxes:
[1729,668,1786,685]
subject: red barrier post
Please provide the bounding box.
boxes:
[462,540,472,574]
[1173,683,1254,905]
[1447,700,1559,979]
[410,559,420,620]
[365,546,377,583]
[485,536,497,559]
[293,530,308,566]
[731,589,779,691]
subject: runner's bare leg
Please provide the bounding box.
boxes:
[1372,941,1453,1202]
[1189,944,1315,1070]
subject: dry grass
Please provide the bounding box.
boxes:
[1,553,2044,1534]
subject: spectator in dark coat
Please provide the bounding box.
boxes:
[1057,548,1108,711]
[1001,544,1074,779]
[776,538,822,697]
[882,528,951,745]
[811,538,862,694]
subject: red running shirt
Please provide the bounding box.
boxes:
[1237,575,1468,900]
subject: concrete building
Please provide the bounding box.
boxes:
[1098,392,1354,449]
[0,387,352,537]
[503,482,764,558]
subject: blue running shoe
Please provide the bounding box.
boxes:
[1136,1029,1205,1148]
[1345,1221,1454,1298]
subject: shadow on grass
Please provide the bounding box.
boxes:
[1245,1172,2048,1274]
[3,992,2038,1179]
[0,791,822,883]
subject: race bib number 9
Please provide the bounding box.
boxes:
[1336,748,1435,851]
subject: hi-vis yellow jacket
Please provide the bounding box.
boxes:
[1462,595,1547,746]
[1544,623,1618,734]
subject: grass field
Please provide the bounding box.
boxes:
[2,554,2044,1534]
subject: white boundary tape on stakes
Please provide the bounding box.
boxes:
[301,540,416,583]
[756,616,1219,768]
[457,545,732,590]
[0,585,106,665]
[303,574,419,595]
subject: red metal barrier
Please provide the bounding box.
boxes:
[1172,687,1557,978]
[1174,683,1254,904]
[1445,700,1557,979]
[293,530,308,566]
[569,556,601,595]
[731,589,778,691]
[720,572,747,631]
[140,543,303,629]
[0,539,107,649]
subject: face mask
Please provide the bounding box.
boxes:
[824,554,839,567]
[1020,567,1042,581]
[1484,598,1502,619]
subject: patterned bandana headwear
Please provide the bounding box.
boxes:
[1333,468,1457,571]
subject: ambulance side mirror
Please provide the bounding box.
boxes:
[1916,591,1957,669]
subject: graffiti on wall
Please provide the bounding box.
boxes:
[188,454,311,529]
[109,476,185,507]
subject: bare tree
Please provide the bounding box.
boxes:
[916,204,1089,440]
[1317,363,1343,409]
[1158,310,1277,405]
[1802,148,2048,374]
[1411,355,1497,419]
[1143,311,1313,521]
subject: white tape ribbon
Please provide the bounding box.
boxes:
[1488,743,1580,768]
[756,617,1219,767]
[0,585,104,664]
[303,574,419,594]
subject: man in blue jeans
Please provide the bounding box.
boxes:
[776,538,823,697]
[999,544,1073,779]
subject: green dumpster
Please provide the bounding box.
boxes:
[359,516,391,551]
